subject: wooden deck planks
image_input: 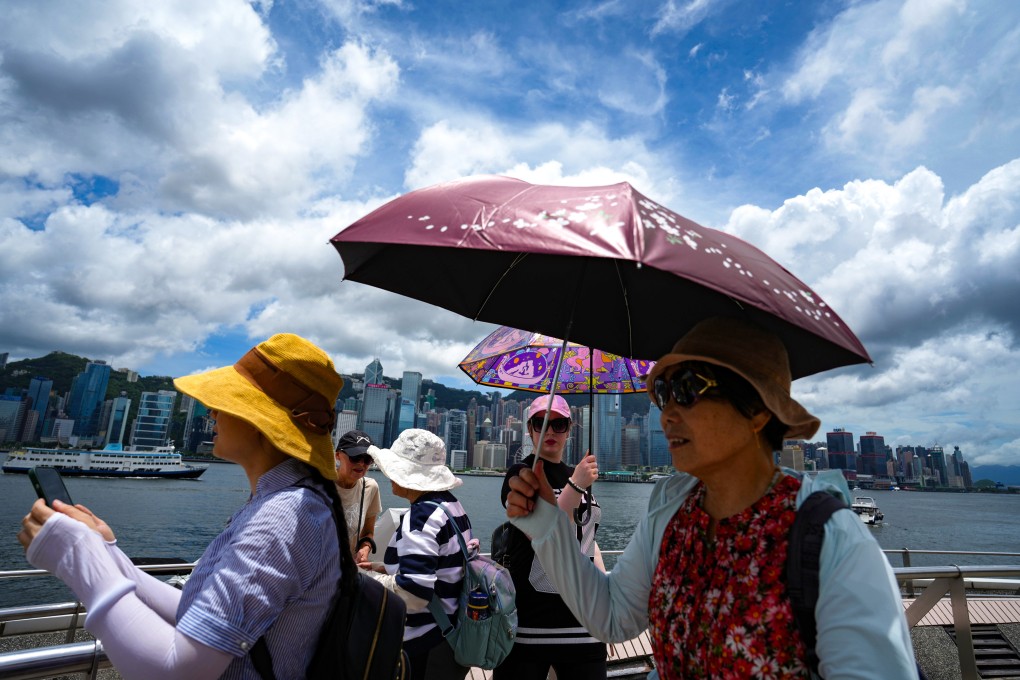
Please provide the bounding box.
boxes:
[902,597,1020,626]
[468,631,655,678]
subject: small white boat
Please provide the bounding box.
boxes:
[851,495,884,525]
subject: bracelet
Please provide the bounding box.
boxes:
[356,536,377,553]
[565,479,586,494]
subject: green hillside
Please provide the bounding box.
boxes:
[1,352,177,444]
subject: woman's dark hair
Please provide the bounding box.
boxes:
[682,361,788,452]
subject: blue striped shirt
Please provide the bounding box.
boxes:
[176,459,340,679]
[383,490,471,655]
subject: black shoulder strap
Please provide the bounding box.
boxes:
[786,490,847,677]
[250,477,355,680]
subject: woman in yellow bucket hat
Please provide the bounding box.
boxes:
[19,333,347,679]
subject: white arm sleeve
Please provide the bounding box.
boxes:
[104,543,183,623]
[27,513,233,680]
[512,497,652,642]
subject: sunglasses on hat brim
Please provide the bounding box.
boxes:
[652,369,719,410]
[528,416,571,434]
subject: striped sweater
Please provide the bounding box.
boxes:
[382,490,472,655]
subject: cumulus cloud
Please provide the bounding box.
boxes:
[404,118,678,199]
[777,0,1020,178]
[726,160,1020,349]
[0,2,398,221]
[1,0,1019,470]
[723,158,1020,463]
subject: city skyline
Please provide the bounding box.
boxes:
[0,2,1018,468]
[1,351,997,485]
[0,348,987,469]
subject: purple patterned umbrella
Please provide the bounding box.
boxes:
[332,176,870,379]
[459,325,654,394]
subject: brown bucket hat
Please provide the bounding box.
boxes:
[645,317,820,440]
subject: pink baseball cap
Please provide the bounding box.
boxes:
[527,394,571,420]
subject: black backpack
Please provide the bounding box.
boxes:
[251,481,408,680]
[787,491,925,680]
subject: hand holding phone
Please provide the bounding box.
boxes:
[28,467,74,508]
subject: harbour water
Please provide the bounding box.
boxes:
[2,462,1019,609]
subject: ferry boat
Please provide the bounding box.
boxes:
[1,443,208,479]
[850,495,884,525]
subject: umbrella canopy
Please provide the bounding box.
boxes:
[459,325,654,394]
[332,175,870,378]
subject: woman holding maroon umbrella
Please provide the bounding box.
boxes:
[506,317,916,679]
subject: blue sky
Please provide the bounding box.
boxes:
[1,0,1019,465]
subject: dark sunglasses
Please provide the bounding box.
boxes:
[652,369,719,410]
[528,416,571,434]
[340,452,373,465]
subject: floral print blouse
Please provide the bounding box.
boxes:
[649,475,809,679]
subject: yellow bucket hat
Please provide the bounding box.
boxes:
[174,333,344,480]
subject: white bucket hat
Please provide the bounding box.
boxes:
[369,429,463,492]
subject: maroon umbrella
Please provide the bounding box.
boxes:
[331,175,870,378]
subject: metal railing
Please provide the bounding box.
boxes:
[883,549,1020,597]
[2,557,1019,680]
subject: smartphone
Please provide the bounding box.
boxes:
[28,467,74,507]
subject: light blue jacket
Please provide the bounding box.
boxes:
[512,469,917,679]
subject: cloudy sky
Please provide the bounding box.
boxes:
[1,0,1018,465]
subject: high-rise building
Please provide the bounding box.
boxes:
[949,446,966,487]
[179,395,211,452]
[826,428,855,471]
[929,446,948,486]
[105,393,131,446]
[450,450,467,469]
[360,358,389,444]
[360,384,390,446]
[25,376,53,441]
[50,418,74,444]
[473,440,508,469]
[814,445,829,470]
[0,395,26,443]
[621,424,642,468]
[593,394,622,471]
[466,409,477,467]
[130,390,177,449]
[334,410,358,442]
[646,404,670,468]
[398,371,422,434]
[0,352,7,369]
[68,361,111,438]
[19,411,39,443]
[780,443,805,471]
[896,446,917,480]
[573,405,591,465]
[445,410,467,462]
[365,358,384,385]
[859,432,886,476]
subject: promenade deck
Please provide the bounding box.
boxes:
[466,630,656,680]
[903,596,1020,626]
[465,600,1020,680]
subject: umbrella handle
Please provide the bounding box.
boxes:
[573,487,592,527]
[533,262,587,470]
